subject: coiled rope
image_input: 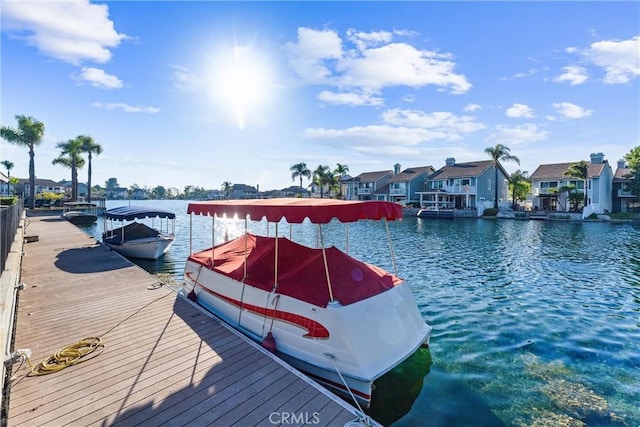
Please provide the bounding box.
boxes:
[26,337,105,375]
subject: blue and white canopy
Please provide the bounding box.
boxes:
[103,206,176,221]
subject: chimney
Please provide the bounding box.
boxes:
[617,159,627,169]
[394,163,401,175]
[445,158,455,166]
[589,152,605,164]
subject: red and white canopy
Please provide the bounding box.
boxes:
[187,198,403,224]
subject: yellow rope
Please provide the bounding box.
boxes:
[26,337,105,376]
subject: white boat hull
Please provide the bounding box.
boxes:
[181,259,431,406]
[105,234,174,260]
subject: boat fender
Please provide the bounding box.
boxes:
[187,289,197,302]
[262,332,276,353]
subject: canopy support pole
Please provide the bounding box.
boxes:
[318,224,334,302]
[189,214,192,255]
[211,215,215,266]
[384,219,398,276]
[273,222,279,291]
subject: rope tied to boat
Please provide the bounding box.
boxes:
[324,352,374,427]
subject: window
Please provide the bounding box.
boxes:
[488,179,491,191]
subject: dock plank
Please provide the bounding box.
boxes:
[7,216,366,426]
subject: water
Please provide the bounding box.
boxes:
[83,200,640,426]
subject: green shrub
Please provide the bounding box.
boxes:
[483,208,498,216]
[0,196,18,206]
[587,213,598,219]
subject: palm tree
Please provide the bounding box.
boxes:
[78,135,103,203]
[563,160,589,211]
[221,181,233,199]
[0,115,45,209]
[484,144,520,209]
[52,138,85,201]
[509,169,530,209]
[290,162,311,197]
[1,160,15,196]
[1,160,14,179]
[312,165,332,198]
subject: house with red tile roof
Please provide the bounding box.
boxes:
[417,158,510,214]
[612,159,640,214]
[529,152,613,217]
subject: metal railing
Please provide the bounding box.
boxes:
[1,202,23,272]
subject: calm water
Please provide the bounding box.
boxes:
[83,200,640,426]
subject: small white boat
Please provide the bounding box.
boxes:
[180,198,431,408]
[102,206,175,260]
[62,202,98,226]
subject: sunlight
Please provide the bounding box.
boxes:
[208,45,273,129]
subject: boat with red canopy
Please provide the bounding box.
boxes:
[180,198,431,408]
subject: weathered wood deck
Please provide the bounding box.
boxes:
[7,216,368,426]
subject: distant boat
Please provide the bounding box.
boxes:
[180,198,431,408]
[102,206,175,260]
[417,206,454,219]
[62,202,98,226]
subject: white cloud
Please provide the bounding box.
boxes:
[304,125,450,157]
[487,123,549,145]
[317,90,384,107]
[381,109,485,139]
[170,64,201,92]
[464,103,482,112]
[583,36,640,84]
[552,102,593,119]
[93,102,160,114]
[285,27,471,96]
[74,67,122,89]
[505,103,535,118]
[1,0,127,65]
[346,29,393,52]
[553,66,589,85]
[284,27,343,84]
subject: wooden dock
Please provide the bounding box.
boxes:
[6,216,369,426]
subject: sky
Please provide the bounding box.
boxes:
[1,1,639,193]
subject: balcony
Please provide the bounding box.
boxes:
[357,188,373,195]
[618,189,636,197]
[389,188,405,195]
[446,185,476,194]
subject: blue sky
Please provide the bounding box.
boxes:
[1,1,639,192]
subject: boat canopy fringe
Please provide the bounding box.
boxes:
[187,198,403,224]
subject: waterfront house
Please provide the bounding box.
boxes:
[417,158,510,213]
[0,172,10,197]
[529,152,613,217]
[612,159,640,214]
[58,179,88,199]
[342,170,394,201]
[105,187,128,199]
[14,178,66,201]
[382,164,436,206]
[231,183,258,199]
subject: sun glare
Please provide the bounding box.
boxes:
[209,45,273,129]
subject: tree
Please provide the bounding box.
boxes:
[290,162,311,197]
[508,170,531,209]
[485,144,520,209]
[624,145,640,197]
[221,181,234,199]
[78,135,103,203]
[0,115,45,209]
[105,177,119,190]
[563,160,589,211]
[151,185,166,199]
[1,160,14,179]
[52,138,85,201]
[312,165,332,198]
